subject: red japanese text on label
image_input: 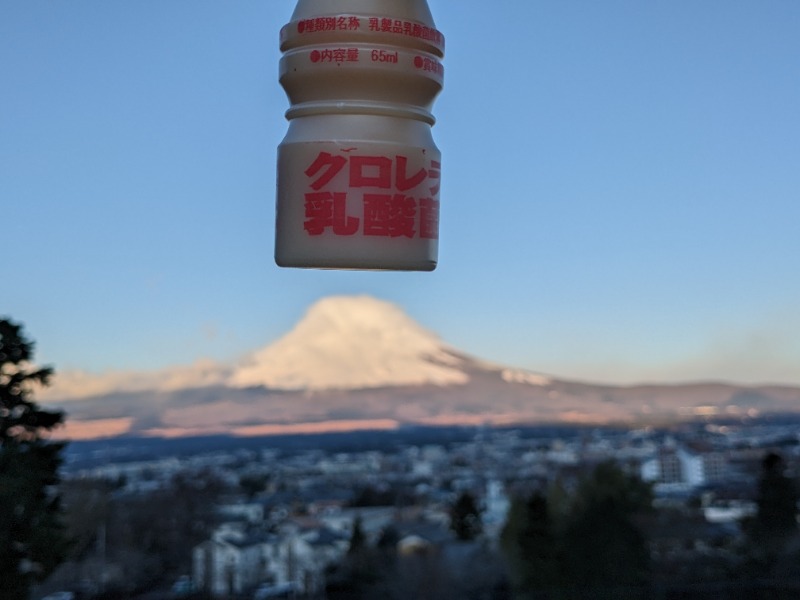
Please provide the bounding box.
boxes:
[366,17,444,48]
[292,15,444,51]
[413,55,444,77]
[302,152,440,239]
[309,48,360,64]
[298,16,362,33]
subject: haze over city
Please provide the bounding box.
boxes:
[3,0,800,395]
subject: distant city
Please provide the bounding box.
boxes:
[36,414,800,599]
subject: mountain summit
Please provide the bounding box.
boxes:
[229,296,469,391]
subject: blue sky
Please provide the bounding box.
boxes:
[3,0,800,386]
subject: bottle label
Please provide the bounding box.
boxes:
[278,142,441,242]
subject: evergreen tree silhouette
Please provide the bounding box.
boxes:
[0,318,70,599]
[500,492,559,597]
[450,491,483,541]
[754,452,798,545]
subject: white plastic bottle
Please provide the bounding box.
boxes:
[275,0,445,270]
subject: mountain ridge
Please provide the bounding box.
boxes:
[44,295,800,440]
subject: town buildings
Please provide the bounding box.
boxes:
[55,418,800,598]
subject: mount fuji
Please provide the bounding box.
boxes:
[229,296,472,391]
[47,296,800,440]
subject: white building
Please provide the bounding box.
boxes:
[641,444,729,493]
[482,479,510,539]
[193,523,349,598]
[193,534,277,598]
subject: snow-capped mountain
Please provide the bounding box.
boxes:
[45,295,800,440]
[229,296,470,391]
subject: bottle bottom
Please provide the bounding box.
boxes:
[275,252,437,272]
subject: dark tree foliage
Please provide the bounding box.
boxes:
[571,460,653,517]
[105,469,225,590]
[348,515,367,556]
[754,452,798,544]
[561,497,650,597]
[560,462,652,597]
[238,472,270,499]
[350,483,413,507]
[328,526,508,600]
[501,462,652,599]
[377,525,401,551]
[60,478,113,564]
[450,491,483,541]
[327,517,385,599]
[500,492,559,596]
[0,318,70,599]
[741,451,800,585]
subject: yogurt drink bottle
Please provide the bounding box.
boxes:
[275,0,445,270]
